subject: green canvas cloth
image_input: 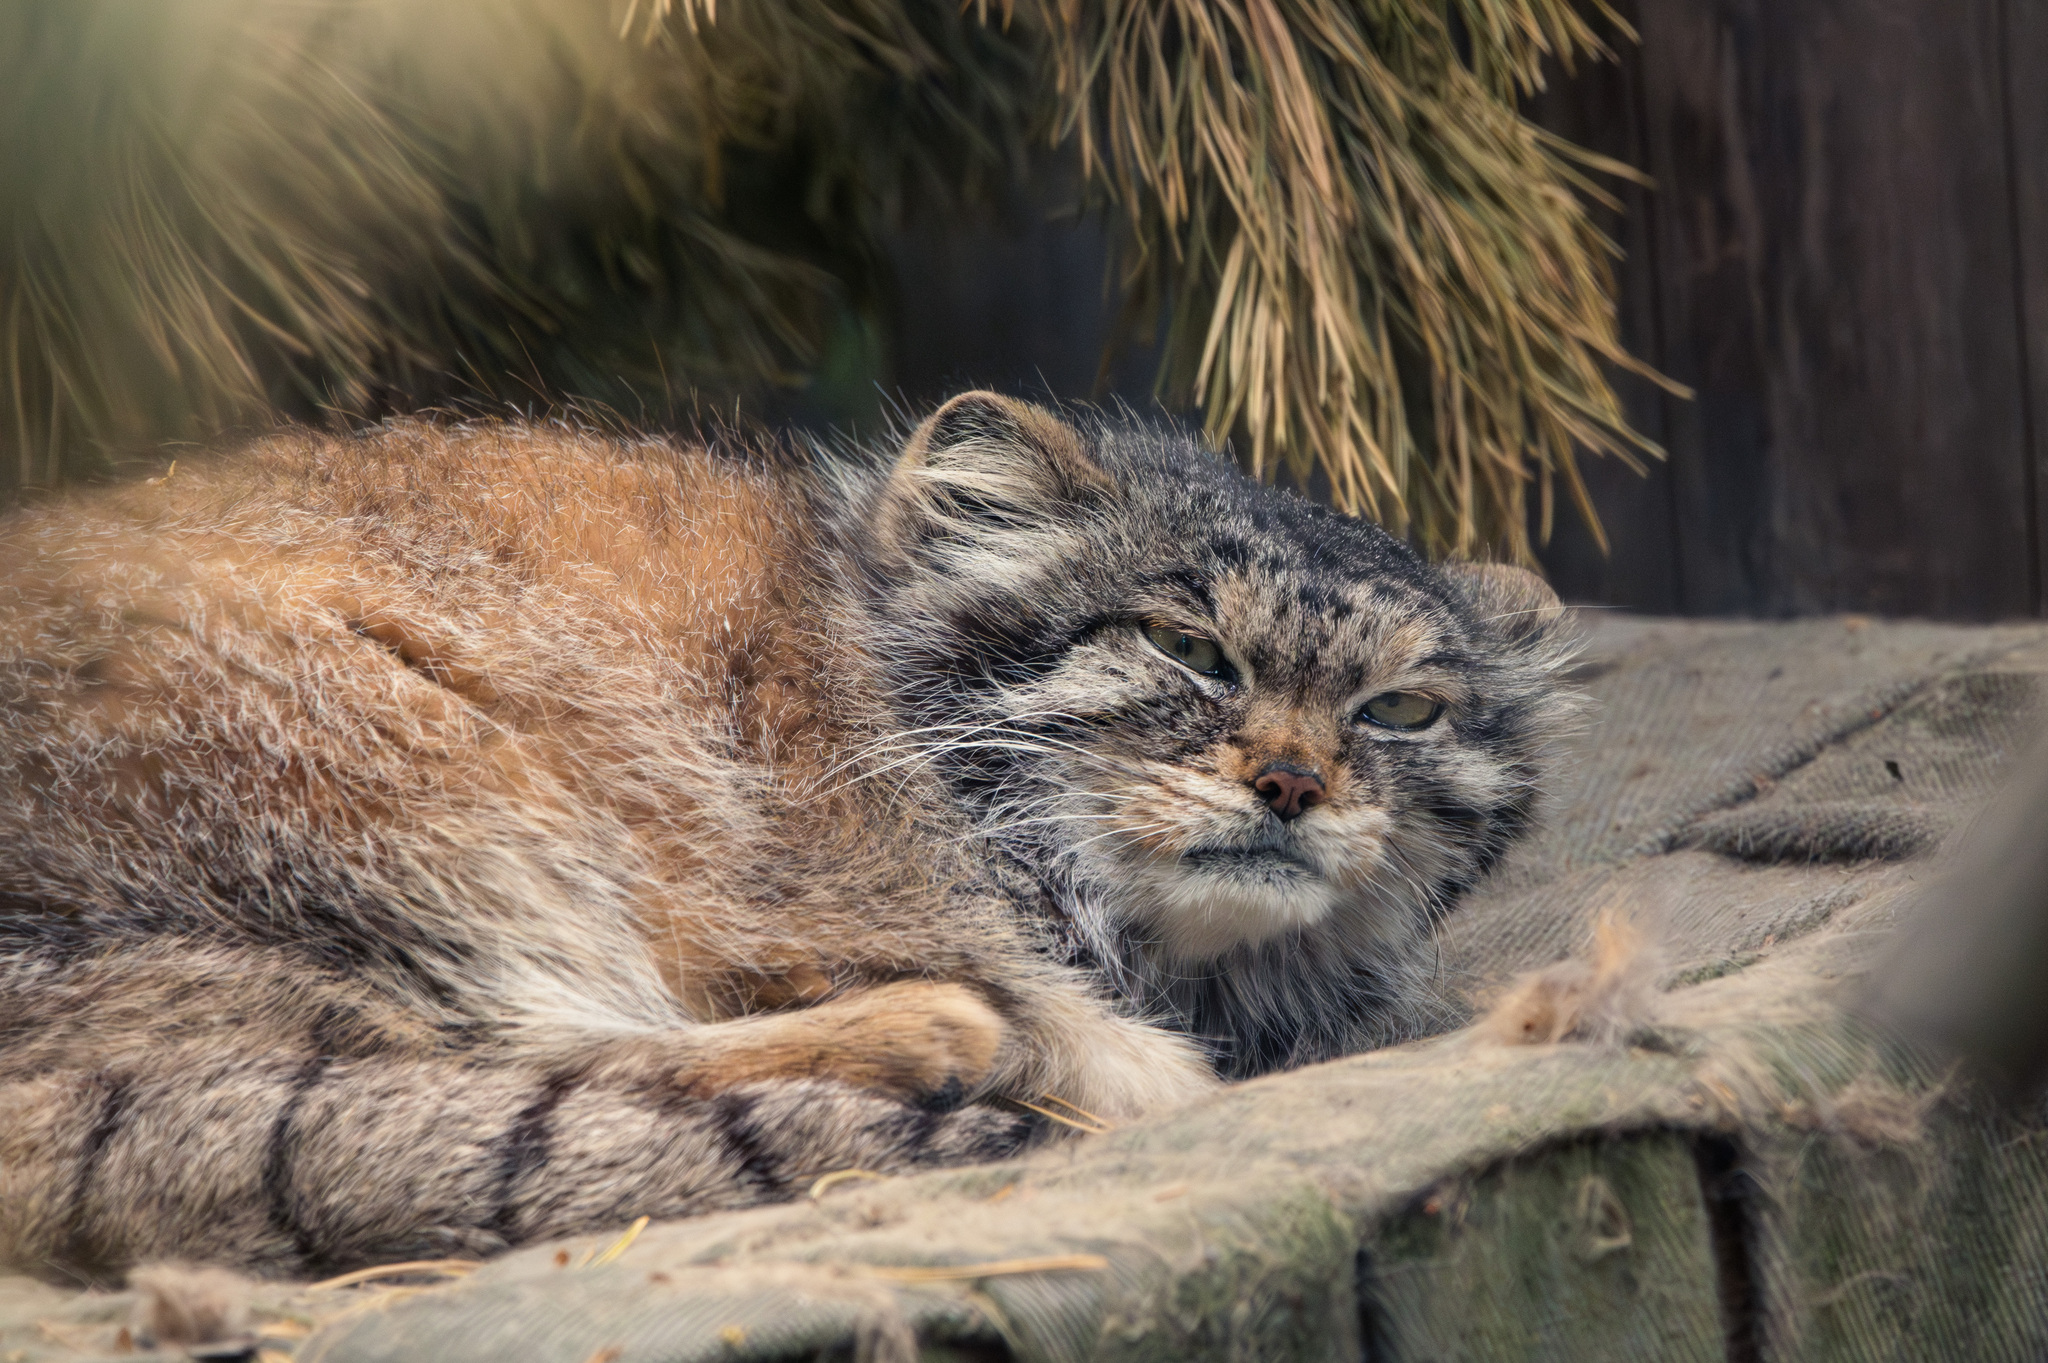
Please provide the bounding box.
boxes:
[8,615,2048,1362]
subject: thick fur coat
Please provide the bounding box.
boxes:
[0,394,1573,1278]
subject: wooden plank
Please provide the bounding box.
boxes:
[1526,0,1687,614]
[1629,0,2034,619]
[882,165,1159,417]
[2003,0,2048,616]
[1754,1105,2048,1360]
[1360,1134,1726,1362]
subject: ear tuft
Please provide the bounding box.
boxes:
[1439,561,1565,644]
[880,393,1114,550]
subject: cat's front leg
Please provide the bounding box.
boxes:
[553,978,1010,1106]
[627,968,1216,1126]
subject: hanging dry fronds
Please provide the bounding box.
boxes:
[1038,0,1677,559]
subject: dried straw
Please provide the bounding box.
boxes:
[305,1260,481,1292]
[1006,1096,1114,1136]
[809,1168,894,1200]
[853,1254,1109,1282]
[1035,0,1682,558]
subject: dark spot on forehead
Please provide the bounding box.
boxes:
[1205,536,1257,572]
[1291,578,1347,617]
[1137,566,1218,616]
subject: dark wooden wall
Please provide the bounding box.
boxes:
[765,169,1164,444]
[1534,0,2048,620]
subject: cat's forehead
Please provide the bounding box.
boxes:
[1200,550,1463,690]
[1116,469,1470,682]
[1207,560,1448,643]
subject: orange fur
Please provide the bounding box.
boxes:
[1480,912,1661,1046]
[0,417,1214,1121]
[2,397,1577,1275]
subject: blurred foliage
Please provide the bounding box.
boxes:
[1,1,1031,478]
[1,0,1672,560]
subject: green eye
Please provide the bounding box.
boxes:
[1146,626,1226,677]
[1359,691,1444,731]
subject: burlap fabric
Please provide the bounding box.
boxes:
[9,615,2048,1362]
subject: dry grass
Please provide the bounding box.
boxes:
[305,1260,482,1291]
[1035,0,1679,558]
[853,1254,1109,1282]
[5,0,1668,558]
[1479,907,1662,1045]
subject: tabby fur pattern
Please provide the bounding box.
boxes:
[0,393,1574,1278]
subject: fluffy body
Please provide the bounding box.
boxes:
[0,395,1574,1278]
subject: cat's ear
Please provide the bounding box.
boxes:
[1438,561,1564,644]
[878,392,1115,554]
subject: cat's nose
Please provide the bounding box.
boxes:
[1252,763,1326,821]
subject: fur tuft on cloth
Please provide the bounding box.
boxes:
[126,1263,254,1349]
[1479,911,1662,1046]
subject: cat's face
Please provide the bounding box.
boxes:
[859,393,1573,965]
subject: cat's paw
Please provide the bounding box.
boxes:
[675,979,1007,1103]
[822,980,1007,1103]
[1026,1006,1222,1124]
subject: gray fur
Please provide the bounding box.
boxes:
[0,394,1574,1278]
[841,396,1577,1075]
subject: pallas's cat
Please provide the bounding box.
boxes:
[0,394,1571,1277]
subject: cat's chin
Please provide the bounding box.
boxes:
[1130,850,1342,961]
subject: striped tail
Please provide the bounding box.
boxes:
[3,1045,1031,1280]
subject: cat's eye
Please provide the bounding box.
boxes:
[1358,691,1444,731]
[1146,626,1228,678]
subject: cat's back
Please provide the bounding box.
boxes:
[2,419,850,769]
[0,420,868,1017]
[1,419,830,720]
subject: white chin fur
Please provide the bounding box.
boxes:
[1130,856,1341,961]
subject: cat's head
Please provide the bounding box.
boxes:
[850,392,1576,966]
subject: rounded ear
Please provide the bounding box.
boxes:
[1438,561,1565,644]
[877,392,1115,553]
